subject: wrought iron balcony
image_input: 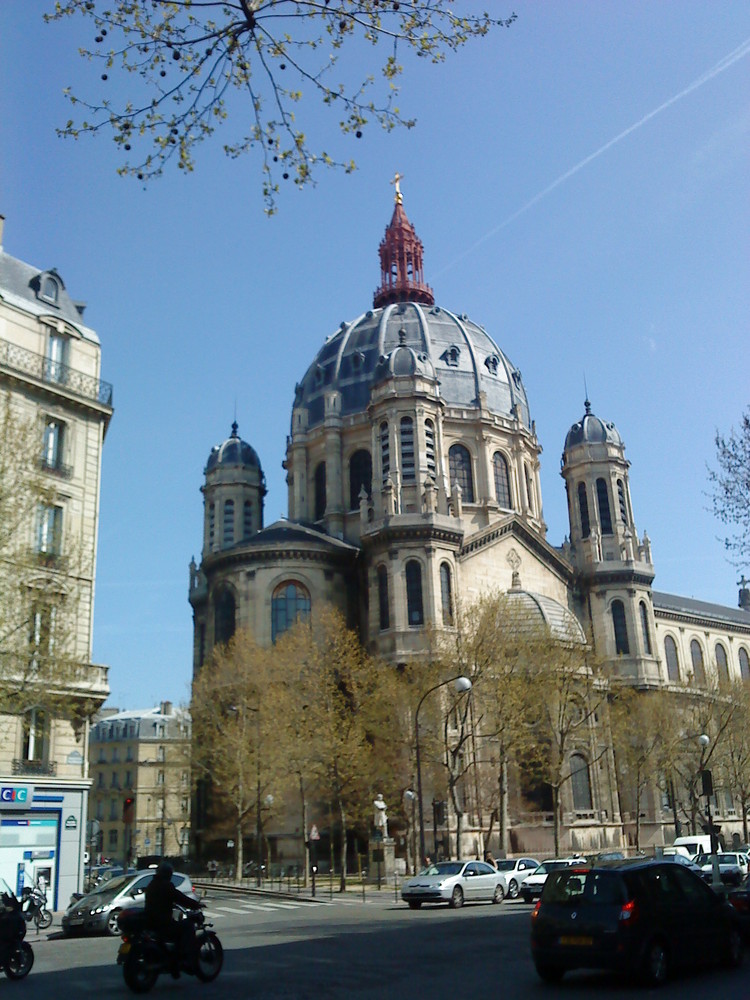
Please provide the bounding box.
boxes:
[0,336,113,407]
[38,456,73,480]
[12,759,57,777]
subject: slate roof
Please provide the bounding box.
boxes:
[653,590,750,629]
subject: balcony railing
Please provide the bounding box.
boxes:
[38,456,73,480]
[12,759,57,777]
[0,336,113,407]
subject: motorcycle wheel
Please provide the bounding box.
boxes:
[35,908,53,931]
[5,942,34,980]
[195,932,223,983]
[123,948,159,994]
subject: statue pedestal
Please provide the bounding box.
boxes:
[368,836,395,884]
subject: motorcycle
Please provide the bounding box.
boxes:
[0,888,34,980]
[117,905,223,994]
[21,882,53,931]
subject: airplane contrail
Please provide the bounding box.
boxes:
[434,35,750,277]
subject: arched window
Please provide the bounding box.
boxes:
[639,601,652,655]
[596,478,613,534]
[380,422,390,481]
[314,462,326,521]
[405,561,424,627]
[740,648,750,683]
[23,708,48,762]
[715,643,730,686]
[448,444,474,503]
[400,417,415,482]
[617,479,628,523]
[271,581,310,643]
[377,565,389,631]
[208,502,215,548]
[493,452,512,509]
[578,482,590,539]
[214,588,236,646]
[425,420,436,477]
[570,753,592,811]
[222,499,234,547]
[664,636,680,682]
[690,640,706,686]
[440,563,453,626]
[243,500,253,539]
[611,600,629,655]
[525,465,535,514]
[349,450,372,510]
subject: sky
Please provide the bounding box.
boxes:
[1,2,748,711]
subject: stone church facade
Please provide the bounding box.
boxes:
[189,189,750,857]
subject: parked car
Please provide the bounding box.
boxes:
[530,858,743,986]
[728,875,750,940]
[694,852,745,887]
[519,859,581,904]
[672,835,714,860]
[401,860,506,909]
[62,870,198,937]
[493,857,540,899]
[660,853,704,875]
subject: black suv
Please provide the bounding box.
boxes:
[530,859,743,986]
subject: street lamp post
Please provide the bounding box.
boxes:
[415,676,472,866]
[698,733,721,889]
[404,789,417,874]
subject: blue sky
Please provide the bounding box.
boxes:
[1,2,748,710]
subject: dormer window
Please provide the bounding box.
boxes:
[39,273,60,305]
[440,346,460,368]
[484,354,500,375]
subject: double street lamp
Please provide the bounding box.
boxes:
[415,675,472,867]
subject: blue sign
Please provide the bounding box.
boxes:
[1,787,29,804]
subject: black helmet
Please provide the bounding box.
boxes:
[156,861,174,880]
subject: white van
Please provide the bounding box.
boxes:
[672,835,713,859]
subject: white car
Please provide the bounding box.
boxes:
[519,859,581,903]
[493,857,540,899]
[401,860,507,909]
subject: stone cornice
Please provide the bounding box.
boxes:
[458,516,574,584]
[654,606,750,637]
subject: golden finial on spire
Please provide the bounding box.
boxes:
[390,171,404,205]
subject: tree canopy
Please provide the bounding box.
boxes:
[708,407,750,570]
[47,1,516,212]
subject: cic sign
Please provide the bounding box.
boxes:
[0,787,33,809]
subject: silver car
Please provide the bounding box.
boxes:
[401,860,506,909]
[62,869,198,936]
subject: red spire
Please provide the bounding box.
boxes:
[373,178,434,309]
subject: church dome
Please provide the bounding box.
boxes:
[504,588,586,644]
[292,190,530,432]
[205,422,262,474]
[564,400,622,451]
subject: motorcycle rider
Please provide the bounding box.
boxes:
[143,862,201,975]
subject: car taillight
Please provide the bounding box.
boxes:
[532,901,542,920]
[730,896,748,913]
[619,899,639,923]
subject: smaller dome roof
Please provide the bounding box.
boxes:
[373,327,437,383]
[205,422,262,474]
[504,588,586,644]
[564,400,622,450]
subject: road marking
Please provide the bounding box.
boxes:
[215,905,253,914]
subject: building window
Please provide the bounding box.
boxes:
[45,332,67,383]
[222,499,234,547]
[157,771,165,785]
[40,274,59,304]
[29,603,56,670]
[208,503,215,548]
[715,643,730,686]
[380,422,390,481]
[664,636,680,682]
[400,417,415,482]
[493,452,512,509]
[377,565,390,631]
[125,771,132,787]
[448,444,474,503]
[110,772,119,788]
[690,639,706,686]
[157,746,165,762]
[740,648,750,683]
[214,588,236,646]
[577,482,590,539]
[314,462,326,521]
[617,479,628,523]
[425,420,436,477]
[243,500,253,539]
[405,561,424,627]
[611,600,629,655]
[639,601,652,655]
[440,563,453,626]
[181,797,189,815]
[525,465,535,514]
[570,754,593,811]
[97,771,104,788]
[349,450,372,510]
[22,708,48,762]
[109,798,117,821]
[42,417,66,474]
[271,581,311,643]
[108,829,118,848]
[596,478,613,535]
[37,504,63,556]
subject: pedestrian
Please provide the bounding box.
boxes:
[484,851,497,870]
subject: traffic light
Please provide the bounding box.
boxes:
[122,796,135,824]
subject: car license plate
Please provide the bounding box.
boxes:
[559,935,593,946]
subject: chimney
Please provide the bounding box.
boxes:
[740,583,750,612]
[0,215,5,251]
[160,700,173,716]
